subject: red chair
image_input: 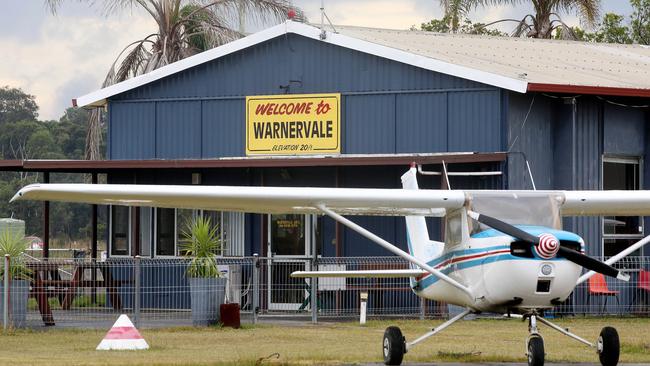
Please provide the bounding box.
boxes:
[633,270,650,314]
[639,270,650,292]
[587,273,620,314]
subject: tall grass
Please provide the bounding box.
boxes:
[0,230,31,280]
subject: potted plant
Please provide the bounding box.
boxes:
[0,230,31,328]
[180,215,226,326]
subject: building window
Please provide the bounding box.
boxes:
[110,206,130,256]
[140,208,152,257]
[201,211,245,256]
[152,208,245,257]
[156,208,176,256]
[602,157,643,257]
[202,211,225,256]
[176,209,198,256]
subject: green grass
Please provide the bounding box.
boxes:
[0,317,648,365]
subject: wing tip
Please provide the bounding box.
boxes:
[9,184,40,203]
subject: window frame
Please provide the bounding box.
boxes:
[139,207,153,258]
[601,155,644,257]
[109,205,131,258]
[153,207,179,258]
[148,208,243,258]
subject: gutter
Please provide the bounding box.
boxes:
[527,83,650,98]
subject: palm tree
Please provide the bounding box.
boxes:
[438,0,600,39]
[47,0,304,160]
[440,0,470,32]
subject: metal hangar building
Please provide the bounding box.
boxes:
[74,21,650,267]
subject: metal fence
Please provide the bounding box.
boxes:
[1,255,648,329]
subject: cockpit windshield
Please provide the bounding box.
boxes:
[467,191,564,234]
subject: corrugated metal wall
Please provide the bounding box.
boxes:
[603,104,646,156]
[510,94,650,260]
[109,102,156,159]
[108,34,502,159]
[572,99,603,258]
[507,93,554,190]
[156,101,202,159]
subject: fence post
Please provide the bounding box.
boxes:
[310,258,317,324]
[419,296,425,320]
[252,253,259,325]
[3,254,9,331]
[134,256,141,327]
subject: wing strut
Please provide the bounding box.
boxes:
[316,204,473,299]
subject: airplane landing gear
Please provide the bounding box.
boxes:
[527,334,545,366]
[517,313,620,366]
[383,326,406,365]
[382,309,473,366]
[597,326,620,366]
[525,314,545,366]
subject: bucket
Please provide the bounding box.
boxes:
[220,303,241,328]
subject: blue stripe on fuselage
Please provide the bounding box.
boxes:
[408,226,581,293]
[414,253,527,292]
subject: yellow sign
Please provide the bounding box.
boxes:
[246,93,340,155]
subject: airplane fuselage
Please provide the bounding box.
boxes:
[412,226,584,313]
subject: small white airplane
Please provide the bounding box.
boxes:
[11,164,650,366]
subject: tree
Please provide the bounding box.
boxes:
[589,13,633,43]
[558,13,633,43]
[439,0,470,32]
[419,16,507,35]
[554,0,649,45]
[631,0,650,44]
[0,86,39,125]
[438,0,601,39]
[46,0,305,160]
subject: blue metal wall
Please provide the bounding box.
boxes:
[509,94,650,259]
[108,34,503,159]
[603,104,646,156]
[507,93,554,190]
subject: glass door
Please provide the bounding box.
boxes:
[267,214,313,311]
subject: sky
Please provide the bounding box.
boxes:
[0,0,634,121]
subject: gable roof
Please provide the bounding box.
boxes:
[337,25,650,97]
[76,21,650,108]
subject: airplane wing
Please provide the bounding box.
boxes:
[562,191,650,216]
[465,190,650,217]
[13,184,650,217]
[11,183,466,217]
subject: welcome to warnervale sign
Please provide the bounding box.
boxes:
[245,93,340,155]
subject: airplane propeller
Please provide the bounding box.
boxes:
[467,210,630,282]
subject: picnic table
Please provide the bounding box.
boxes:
[27,261,125,326]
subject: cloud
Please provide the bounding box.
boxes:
[0,5,155,120]
[294,0,439,29]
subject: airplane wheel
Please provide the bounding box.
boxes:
[527,334,545,366]
[383,326,405,365]
[597,326,620,366]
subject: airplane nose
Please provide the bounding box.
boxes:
[535,233,559,259]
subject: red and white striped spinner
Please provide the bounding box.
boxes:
[535,233,559,259]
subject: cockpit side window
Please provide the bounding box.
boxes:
[446,209,464,247]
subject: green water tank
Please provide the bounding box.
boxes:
[0,218,25,238]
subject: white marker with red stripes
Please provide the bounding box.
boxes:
[96,314,149,350]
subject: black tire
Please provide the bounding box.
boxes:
[598,326,620,366]
[527,334,545,366]
[383,326,406,365]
